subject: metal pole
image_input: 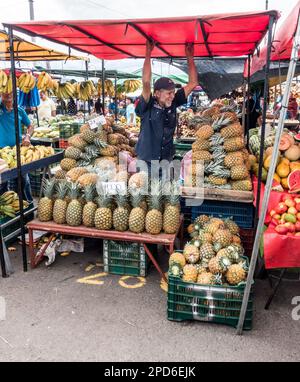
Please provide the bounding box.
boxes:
[28,0,35,43]
[246,54,251,148]
[114,74,117,121]
[0,237,7,277]
[8,26,28,273]
[102,59,105,115]
[85,60,91,115]
[254,16,275,228]
[236,15,300,334]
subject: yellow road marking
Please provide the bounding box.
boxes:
[77,272,108,285]
[160,273,168,293]
[118,276,146,289]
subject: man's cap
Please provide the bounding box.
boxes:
[154,77,175,91]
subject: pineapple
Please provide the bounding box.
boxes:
[224,152,245,168]
[169,252,186,268]
[224,137,245,152]
[224,218,240,235]
[226,245,243,263]
[64,146,82,160]
[220,123,243,139]
[195,125,214,140]
[68,134,87,150]
[95,128,108,143]
[220,111,238,122]
[169,263,183,277]
[108,133,123,145]
[213,229,233,251]
[128,172,148,191]
[197,271,222,285]
[192,150,212,162]
[183,243,200,264]
[182,264,198,283]
[145,181,163,235]
[230,179,252,191]
[198,230,213,244]
[128,193,146,233]
[82,185,97,227]
[226,263,247,285]
[94,137,109,149]
[207,175,228,186]
[66,167,88,182]
[192,139,210,151]
[77,173,98,187]
[232,235,242,244]
[230,165,249,181]
[94,195,113,230]
[201,106,220,118]
[163,181,181,234]
[60,158,77,172]
[81,128,96,144]
[208,255,231,275]
[199,243,215,261]
[53,181,69,224]
[216,247,231,259]
[38,178,56,222]
[99,145,118,157]
[54,169,66,180]
[204,220,224,235]
[113,194,129,232]
[66,183,83,226]
[194,215,210,227]
[187,224,195,235]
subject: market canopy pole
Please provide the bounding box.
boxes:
[254,15,275,229]
[85,60,91,115]
[236,14,300,335]
[246,54,251,148]
[8,25,28,273]
[114,74,117,120]
[102,59,105,115]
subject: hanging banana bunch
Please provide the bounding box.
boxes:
[77,80,96,101]
[123,79,142,93]
[54,82,76,99]
[37,71,54,91]
[0,72,13,94]
[18,72,36,93]
[105,79,115,97]
[116,84,125,98]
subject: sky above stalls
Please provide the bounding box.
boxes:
[0,0,298,77]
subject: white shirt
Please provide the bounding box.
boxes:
[38,98,56,120]
[126,103,136,125]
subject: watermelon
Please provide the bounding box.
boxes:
[287,170,300,193]
[294,133,300,142]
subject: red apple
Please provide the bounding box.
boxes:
[287,232,295,236]
[275,225,289,235]
[271,218,279,226]
[274,214,281,220]
[275,203,288,214]
[297,212,300,221]
[285,199,296,208]
[270,209,277,217]
[282,195,294,202]
[288,207,298,215]
[296,203,300,212]
[284,222,296,233]
[295,232,300,236]
[295,221,300,232]
[294,198,300,204]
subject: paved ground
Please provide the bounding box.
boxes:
[0,238,299,362]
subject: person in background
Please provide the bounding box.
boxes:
[287,96,298,119]
[0,92,33,202]
[67,97,77,115]
[126,97,136,126]
[94,97,104,114]
[37,91,56,120]
[108,97,117,115]
[118,101,126,117]
[245,93,259,130]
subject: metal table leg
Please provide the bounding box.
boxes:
[143,243,167,283]
[0,234,8,278]
[265,269,286,310]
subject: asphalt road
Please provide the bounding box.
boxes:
[0,239,299,362]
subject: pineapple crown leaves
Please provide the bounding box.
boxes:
[94,138,108,149]
[84,184,96,202]
[115,192,129,208]
[212,115,232,131]
[130,192,144,209]
[55,180,69,199]
[96,194,112,208]
[68,182,81,200]
[210,166,231,179]
[209,133,224,147]
[148,180,163,211]
[42,178,56,198]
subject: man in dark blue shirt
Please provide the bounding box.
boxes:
[135,41,198,176]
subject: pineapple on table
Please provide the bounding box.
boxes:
[53,181,69,224]
[81,128,96,144]
[224,136,245,152]
[128,192,146,233]
[60,158,77,172]
[226,262,248,285]
[230,165,249,181]
[66,183,83,226]
[145,181,163,235]
[68,134,87,151]
[113,194,129,232]
[38,178,56,222]
[163,181,181,234]
[82,185,97,227]
[64,146,82,161]
[230,179,252,191]
[94,194,113,230]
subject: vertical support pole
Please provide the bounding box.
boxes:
[246,54,251,148]
[114,74,118,121]
[102,59,105,115]
[0,236,7,277]
[236,14,300,334]
[8,26,27,272]
[254,16,275,229]
[85,60,91,115]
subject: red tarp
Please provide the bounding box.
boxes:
[4,11,278,60]
[244,1,300,77]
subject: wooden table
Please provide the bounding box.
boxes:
[27,216,184,282]
[181,186,254,203]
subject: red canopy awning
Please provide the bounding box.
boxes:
[244,1,300,77]
[4,11,279,60]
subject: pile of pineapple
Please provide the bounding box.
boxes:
[187,106,252,191]
[37,178,181,235]
[169,215,248,286]
[55,121,136,187]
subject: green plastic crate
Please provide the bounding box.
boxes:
[103,240,150,277]
[58,122,81,139]
[168,257,253,330]
[174,141,192,160]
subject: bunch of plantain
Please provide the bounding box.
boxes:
[37,71,57,92]
[75,80,96,101]
[18,72,36,93]
[53,82,76,99]
[123,79,141,93]
[20,145,55,164]
[0,191,29,218]
[0,71,13,93]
